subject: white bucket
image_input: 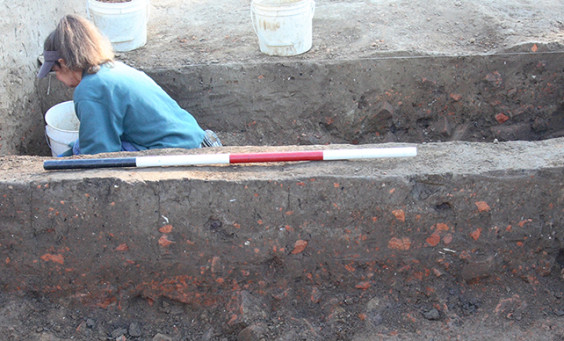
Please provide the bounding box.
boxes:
[87,0,150,52]
[251,0,315,56]
[45,101,80,157]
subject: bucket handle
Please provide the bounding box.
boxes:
[45,126,76,157]
[250,2,258,34]
[86,0,151,24]
[311,0,316,18]
[45,127,52,149]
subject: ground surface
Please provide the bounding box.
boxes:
[2,0,564,340]
[120,0,564,67]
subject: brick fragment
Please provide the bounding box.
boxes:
[159,224,173,233]
[392,209,405,222]
[426,233,440,247]
[387,237,411,251]
[435,223,450,231]
[355,281,371,290]
[432,268,443,277]
[115,243,129,251]
[470,228,482,241]
[495,113,509,124]
[158,235,174,247]
[291,240,308,254]
[518,219,532,227]
[40,253,64,265]
[494,294,523,315]
[475,201,491,212]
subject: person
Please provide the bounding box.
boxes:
[38,14,221,156]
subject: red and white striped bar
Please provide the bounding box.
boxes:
[44,146,417,170]
[136,146,417,167]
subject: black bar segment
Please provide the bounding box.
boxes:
[43,157,137,170]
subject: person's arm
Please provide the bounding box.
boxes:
[75,99,123,154]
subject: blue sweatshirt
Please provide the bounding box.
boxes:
[72,62,205,154]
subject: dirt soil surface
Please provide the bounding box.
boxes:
[3,1,564,340]
[120,0,564,67]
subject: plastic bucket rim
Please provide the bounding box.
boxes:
[44,101,79,134]
[88,0,148,15]
[252,0,311,6]
[88,0,149,14]
[252,0,313,15]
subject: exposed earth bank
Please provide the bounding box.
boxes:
[0,0,563,340]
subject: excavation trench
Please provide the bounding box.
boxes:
[36,52,564,152]
[1,1,563,339]
[2,52,564,338]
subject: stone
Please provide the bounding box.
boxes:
[129,322,143,337]
[110,327,128,339]
[422,308,441,320]
[238,323,267,341]
[153,333,173,341]
[86,319,96,329]
[461,256,497,282]
[239,291,268,325]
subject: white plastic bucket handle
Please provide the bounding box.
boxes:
[45,127,52,149]
[251,4,257,34]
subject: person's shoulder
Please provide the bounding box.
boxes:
[74,63,118,99]
[98,61,125,76]
[80,62,127,84]
[104,61,148,80]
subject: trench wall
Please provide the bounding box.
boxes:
[0,140,563,333]
[156,52,564,146]
[0,1,85,156]
[37,51,564,148]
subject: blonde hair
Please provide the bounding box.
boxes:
[44,14,114,74]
